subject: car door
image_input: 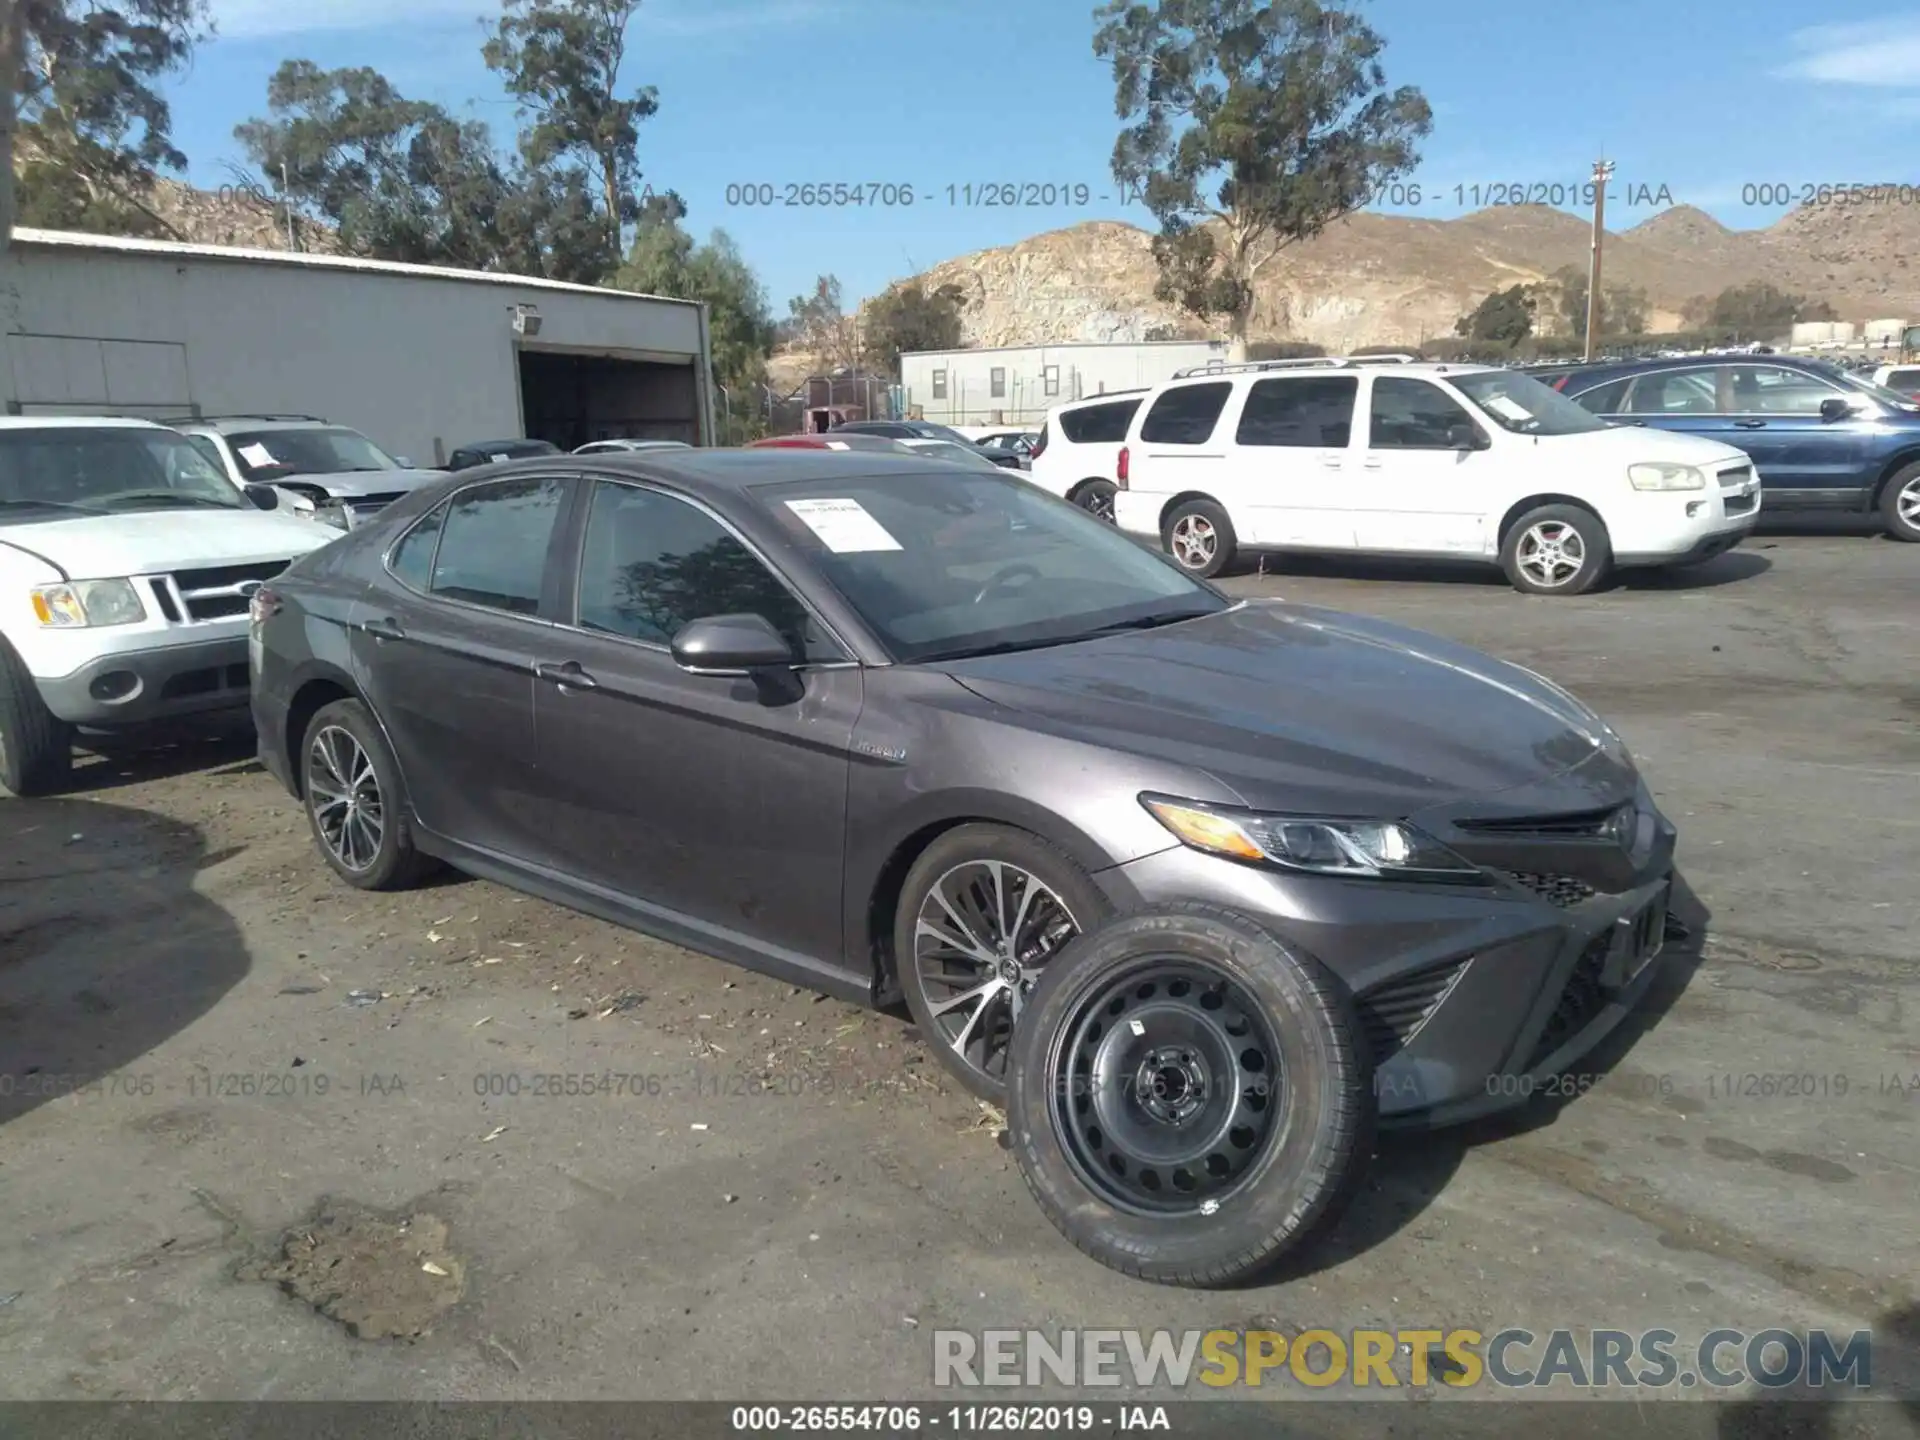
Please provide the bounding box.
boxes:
[1227,374,1360,548]
[1346,375,1504,554]
[1716,363,1875,502]
[352,473,574,863]
[1131,378,1237,511]
[527,477,861,965]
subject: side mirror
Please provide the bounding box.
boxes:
[1448,423,1490,451]
[670,613,794,673]
[243,484,280,511]
[1818,397,1853,422]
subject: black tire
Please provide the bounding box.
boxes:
[1499,504,1611,595]
[299,698,433,891]
[0,637,74,797]
[1878,462,1920,542]
[1070,480,1118,523]
[1161,498,1237,578]
[895,823,1114,1103]
[1008,905,1374,1287]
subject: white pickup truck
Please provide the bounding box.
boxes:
[0,416,333,795]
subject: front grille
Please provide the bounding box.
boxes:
[1506,871,1599,907]
[1718,466,1753,489]
[1357,957,1470,1064]
[166,560,291,622]
[1457,807,1616,838]
[1525,931,1612,1069]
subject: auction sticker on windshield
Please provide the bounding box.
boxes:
[237,442,279,467]
[1484,395,1535,423]
[784,497,903,552]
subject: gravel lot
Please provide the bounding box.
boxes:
[1,524,1916,1431]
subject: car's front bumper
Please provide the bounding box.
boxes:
[1091,802,1680,1127]
[32,635,253,728]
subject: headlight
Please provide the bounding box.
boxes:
[1628,462,1706,491]
[1141,795,1483,882]
[306,500,351,531]
[30,579,147,628]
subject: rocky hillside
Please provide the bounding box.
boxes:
[143,178,340,253]
[904,200,1920,350]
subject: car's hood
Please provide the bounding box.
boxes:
[1,509,331,579]
[1586,422,1750,468]
[940,600,1635,815]
[268,468,445,499]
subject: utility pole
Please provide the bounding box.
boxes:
[281,161,297,251]
[0,0,19,252]
[1583,158,1615,363]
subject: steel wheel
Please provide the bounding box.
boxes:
[1170,514,1217,569]
[1900,476,1920,530]
[1515,520,1587,589]
[912,860,1082,1087]
[306,723,384,873]
[1046,957,1283,1216]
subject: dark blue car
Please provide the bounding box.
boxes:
[1527,355,1920,541]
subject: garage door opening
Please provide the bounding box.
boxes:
[517,350,699,450]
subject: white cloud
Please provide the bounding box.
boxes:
[1780,16,1920,85]
[211,0,839,41]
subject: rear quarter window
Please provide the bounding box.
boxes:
[1568,375,1635,414]
[1139,383,1232,444]
[1058,399,1141,444]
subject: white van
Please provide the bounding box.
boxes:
[1028,391,1151,520]
[1110,357,1763,594]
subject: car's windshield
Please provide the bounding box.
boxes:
[749,470,1227,663]
[226,427,399,480]
[1450,369,1611,435]
[0,427,246,516]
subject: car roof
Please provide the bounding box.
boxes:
[178,416,340,433]
[1547,353,1845,389]
[0,415,169,431]
[536,447,1003,494]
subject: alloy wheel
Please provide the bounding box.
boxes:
[1170,514,1217,569]
[912,860,1081,1087]
[1516,521,1587,589]
[1900,476,1920,531]
[306,724,384,872]
[1079,487,1117,523]
[1046,958,1283,1216]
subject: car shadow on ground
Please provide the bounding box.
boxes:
[68,718,260,795]
[1262,871,1715,1287]
[0,796,251,1128]
[1234,550,1772,592]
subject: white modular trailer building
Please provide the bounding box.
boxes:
[901,339,1230,426]
[0,228,715,461]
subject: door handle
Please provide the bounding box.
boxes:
[1361,458,1382,470]
[1734,419,1767,429]
[361,617,405,642]
[535,660,599,691]
[1321,456,1343,468]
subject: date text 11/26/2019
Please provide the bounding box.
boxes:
[713,180,1683,210]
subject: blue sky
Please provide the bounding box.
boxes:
[169,1,1920,307]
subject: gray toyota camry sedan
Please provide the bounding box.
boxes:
[250,450,1680,1284]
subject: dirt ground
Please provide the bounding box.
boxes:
[1,522,1916,1432]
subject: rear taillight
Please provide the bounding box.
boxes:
[249,585,282,626]
[1116,445,1130,488]
[1030,425,1048,459]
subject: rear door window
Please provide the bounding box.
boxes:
[428,476,567,615]
[1139,382,1232,444]
[1236,376,1357,447]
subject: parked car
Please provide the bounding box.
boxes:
[1546,354,1920,540]
[0,416,331,795]
[173,414,445,532]
[976,431,1041,470]
[830,420,1024,470]
[252,448,1679,1284]
[747,434,917,454]
[1028,391,1150,521]
[574,439,694,454]
[447,439,561,471]
[1871,363,1920,401]
[1110,358,1762,593]
[896,438,1013,472]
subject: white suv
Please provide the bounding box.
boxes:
[1111,357,1764,594]
[0,417,332,794]
[1028,391,1150,521]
